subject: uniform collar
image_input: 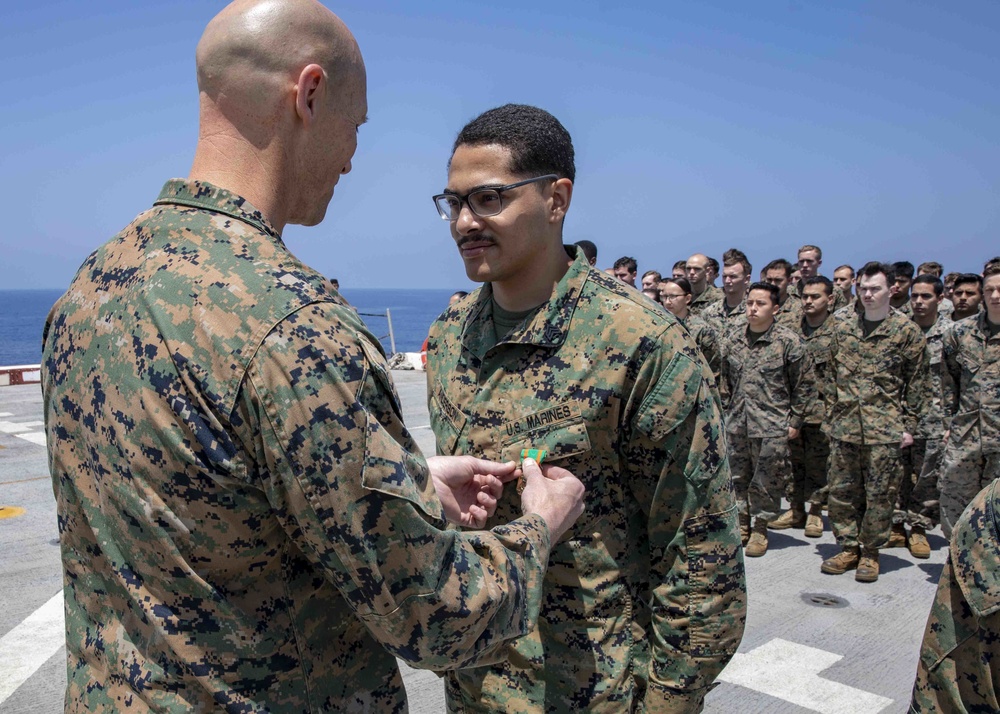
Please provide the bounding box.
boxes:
[743,320,778,344]
[461,245,589,358]
[153,179,283,243]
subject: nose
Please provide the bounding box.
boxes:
[341,158,352,175]
[453,202,481,235]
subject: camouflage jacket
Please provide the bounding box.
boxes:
[791,315,836,425]
[911,477,1000,712]
[689,284,724,316]
[718,322,813,437]
[426,249,746,713]
[684,313,720,379]
[823,310,930,444]
[893,299,914,317]
[701,296,745,327]
[773,292,804,326]
[41,180,552,713]
[941,312,1000,452]
[914,315,950,439]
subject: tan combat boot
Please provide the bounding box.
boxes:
[768,504,806,530]
[821,546,860,575]
[908,526,931,559]
[887,523,907,548]
[739,512,750,546]
[745,520,769,557]
[804,503,824,538]
[856,550,880,582]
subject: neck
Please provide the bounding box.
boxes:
[953,308,976,320]
[692,281,707,297]
[805,311,828,328]
[748,320,772,334]
[891,294,908,307]
[674,307,690,321]
[988,308,1000,325]
[913,311,938,329]
[189,131,288,234]
[725,292,742,308]
[493,242,572,312]
[864,303,890,321]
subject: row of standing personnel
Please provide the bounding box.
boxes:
[639,250,999,711]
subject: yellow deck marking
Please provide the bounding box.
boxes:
[0,506,26,520]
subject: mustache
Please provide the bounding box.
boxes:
[456,233,497,249]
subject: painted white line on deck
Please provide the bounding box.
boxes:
[410,425,432,430]
[0,590,64,705]
[0,412,12,417]
[718,638,894,714]
[0,421,33,434]
[16,432,47,446]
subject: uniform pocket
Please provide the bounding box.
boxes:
[428,383,467,456]
[497,410,591,464]
[684,505,746,658]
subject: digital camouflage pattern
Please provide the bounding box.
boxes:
[773,293,804,327]
[823,310,928,551]
[787,315,835,506]
[426,248,746,713]
[823,310,929,445]
[719,321,812,522]
[718,322,813,438]
[700,296,745,328]
[827,441,903,550]
[727,431,790,522]
[683,313,720,381]
[896,315,950,528]
[896,437,944,530]
[938,312,1000,536]
[41,180,554,713]
[911,477,1000,712]
[688,284,724,317]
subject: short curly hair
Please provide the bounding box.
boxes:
[451,104,575,181]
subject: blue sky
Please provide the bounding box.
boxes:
[2,1,998,291]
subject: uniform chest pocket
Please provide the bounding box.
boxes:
[498,411,591,464]
[838,349,863,375]
[429,384,467,456]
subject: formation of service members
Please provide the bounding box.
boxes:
[598,247,1000,586]
[601,247,1000,712]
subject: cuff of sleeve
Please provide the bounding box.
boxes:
[489,514,552,629]
[789,417,805,430]
[644,681,714,713]
[905,420,918,436]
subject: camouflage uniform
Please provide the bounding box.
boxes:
[788,315,835,507]
[41,180,554,713]
[426,249,746,713]
[911,477,1000,712]
[719,322,813,522]
[892,299,914,317]
[895,315,949,530]
[938,313,1000,537]
[684,313,720,380]
[773,292,804,326]
[701,296,746,328]
[688,284,724,317]
[823,311,929,550]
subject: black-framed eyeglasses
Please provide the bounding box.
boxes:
[432,174,558,221]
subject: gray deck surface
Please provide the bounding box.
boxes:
[1,372,945,713]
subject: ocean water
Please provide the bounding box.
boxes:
[0,287,459,367]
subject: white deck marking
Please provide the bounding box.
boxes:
[718,638,894,713]
[0,421,33,434]
[16,432,47,446]
[0,412,12,417]
[0,591,64,704]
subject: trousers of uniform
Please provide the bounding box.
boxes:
[939,436,1000,539]
[787,423,829,507]
[828,440,902,550]
[894,438,943,530]
[728,431,788,523]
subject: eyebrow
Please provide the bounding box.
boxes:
[441,182,508,195]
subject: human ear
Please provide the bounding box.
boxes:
[548,178,573,223]
[294,64,326,126]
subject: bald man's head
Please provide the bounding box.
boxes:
[196,0,361,104]
[686,253,710,293]
[190,0,367,228]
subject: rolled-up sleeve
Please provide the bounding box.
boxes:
[243,304,551,670]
